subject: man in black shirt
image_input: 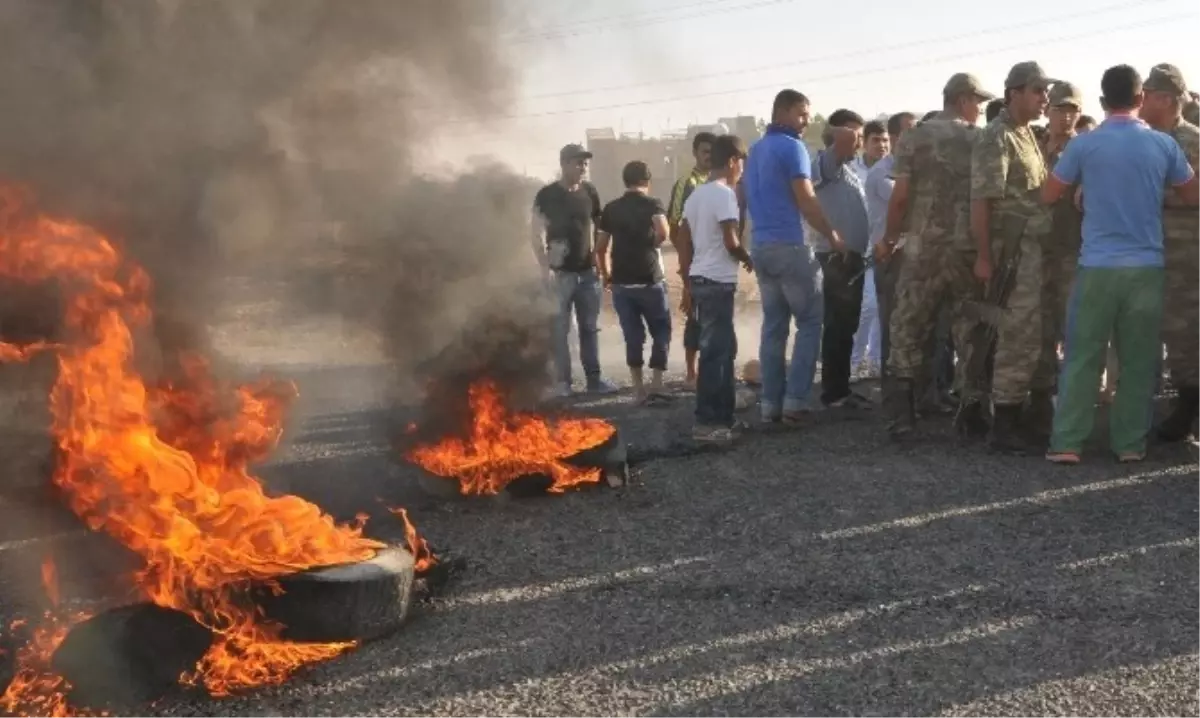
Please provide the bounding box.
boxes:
[532,143,618,397]
[596,161,672,404]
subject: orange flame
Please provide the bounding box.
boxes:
[388,508,437,574]
[0,613,96,718]
[40,558,59,610]
[0,185,433,712]
[407,379,615,495]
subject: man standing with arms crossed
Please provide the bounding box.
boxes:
[668,132,717,389]
[742,89,845,424]
[970,61,1055,453]
[1043,64,1198,463]
[1140,63,1200,442]
[532,144,619,398]
[879,74,994,439]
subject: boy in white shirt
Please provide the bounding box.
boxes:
[675,135,753,442]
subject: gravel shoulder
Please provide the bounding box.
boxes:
[1,288,1196,717]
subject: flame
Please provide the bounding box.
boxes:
[388,508,437,573]
[407,379,615,495]
[0,185,433,713]
[0,614,95,718]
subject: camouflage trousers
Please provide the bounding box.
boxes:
[1031,248,1078,392]
[1163,219,1199,388]
[990,233,1051,406]
[885,243,980,400]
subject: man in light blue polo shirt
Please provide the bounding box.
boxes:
[742,88,845,423]
[1042,64,1198,463]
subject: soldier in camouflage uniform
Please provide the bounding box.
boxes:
[1028,80,1085,435]
[880,72,995,438]
[969,61,1055,453]
[1141,63,1200,440]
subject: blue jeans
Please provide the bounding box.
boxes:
[690,277,737,427]
[551,268,602,385]
[611,283,672,370]
[752,243,824,417]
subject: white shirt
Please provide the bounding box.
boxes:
[682,180,740,284]
[851,156,873,186]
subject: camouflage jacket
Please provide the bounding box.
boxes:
[1040,131,1082,259]
[891,111,977,251]
[971,109,1051,249]
[1164,118,1200,253]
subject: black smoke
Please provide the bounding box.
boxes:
[0,0,554,439]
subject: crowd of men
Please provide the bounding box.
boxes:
[531,61,1199,461]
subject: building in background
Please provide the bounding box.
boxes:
[585,116,763,206]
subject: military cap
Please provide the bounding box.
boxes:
[943,72,996,101]
[1048,81,1084,108]
[1005,61,1057,90]
[1144,63,1188,97]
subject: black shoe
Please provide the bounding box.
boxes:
[954,400,990,440]
[990,403,1037,455]
[1024,389,1055,442]
[1155,386,1199,443]
[882,377,917,439]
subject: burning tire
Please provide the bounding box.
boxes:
[252,545,416,644]
[51,603,213,710]
[416,426,629,498]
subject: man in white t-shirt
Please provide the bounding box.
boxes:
[675,134,753,443]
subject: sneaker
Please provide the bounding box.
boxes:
[826,392,873,409]
[692,425,735,443]
[586,377,620,394]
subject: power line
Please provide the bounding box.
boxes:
[515,0,1170,101]
[442,12,1192,125]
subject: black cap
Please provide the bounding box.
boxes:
[559,143,593,164]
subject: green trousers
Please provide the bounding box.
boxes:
[1050,266,1164,455]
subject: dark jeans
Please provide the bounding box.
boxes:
[611,283,672,370]
[816,251,865,404]
[690,277,737,427]
[683,308,737,357]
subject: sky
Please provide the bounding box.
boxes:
[428,0,1198,179]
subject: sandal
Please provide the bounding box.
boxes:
[1045,450,1081,465]
[640,392,673,407]
[1116,451,1146,463]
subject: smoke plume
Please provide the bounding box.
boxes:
[0,0,554,443]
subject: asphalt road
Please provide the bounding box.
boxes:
[1,290,1197,717]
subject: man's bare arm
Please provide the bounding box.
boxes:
[1174,175,1200,206]
[530,208,549,270]
[651,214,670,246]
[735,181,748,240]
[594,231,611,284]
[1040,175,1071,205]
[882,176,910,248]
[721,220,751,269]
[970,199,992,259]
[791,177,843,249]
[674,219,695,278]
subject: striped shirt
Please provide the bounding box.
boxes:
[667,168,708,226]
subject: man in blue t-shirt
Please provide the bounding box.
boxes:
[741,88,844,423]
[1042,64,1198,463]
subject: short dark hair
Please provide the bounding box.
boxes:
[621,160,651,188]
[692,131,718,151]
[1101,64,1142,111]
[985,98,1005,123]
[1075,114,1096,130]
[772,89,810,117]
[863,120,887,140]
[886,112,915,137]
[828,109,865,128]
[920,110,940,123]
[711,134,748,168]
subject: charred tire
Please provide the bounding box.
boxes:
[253,545,415,644]
[51,603,213,710]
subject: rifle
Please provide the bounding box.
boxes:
[957,215,1027,403]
